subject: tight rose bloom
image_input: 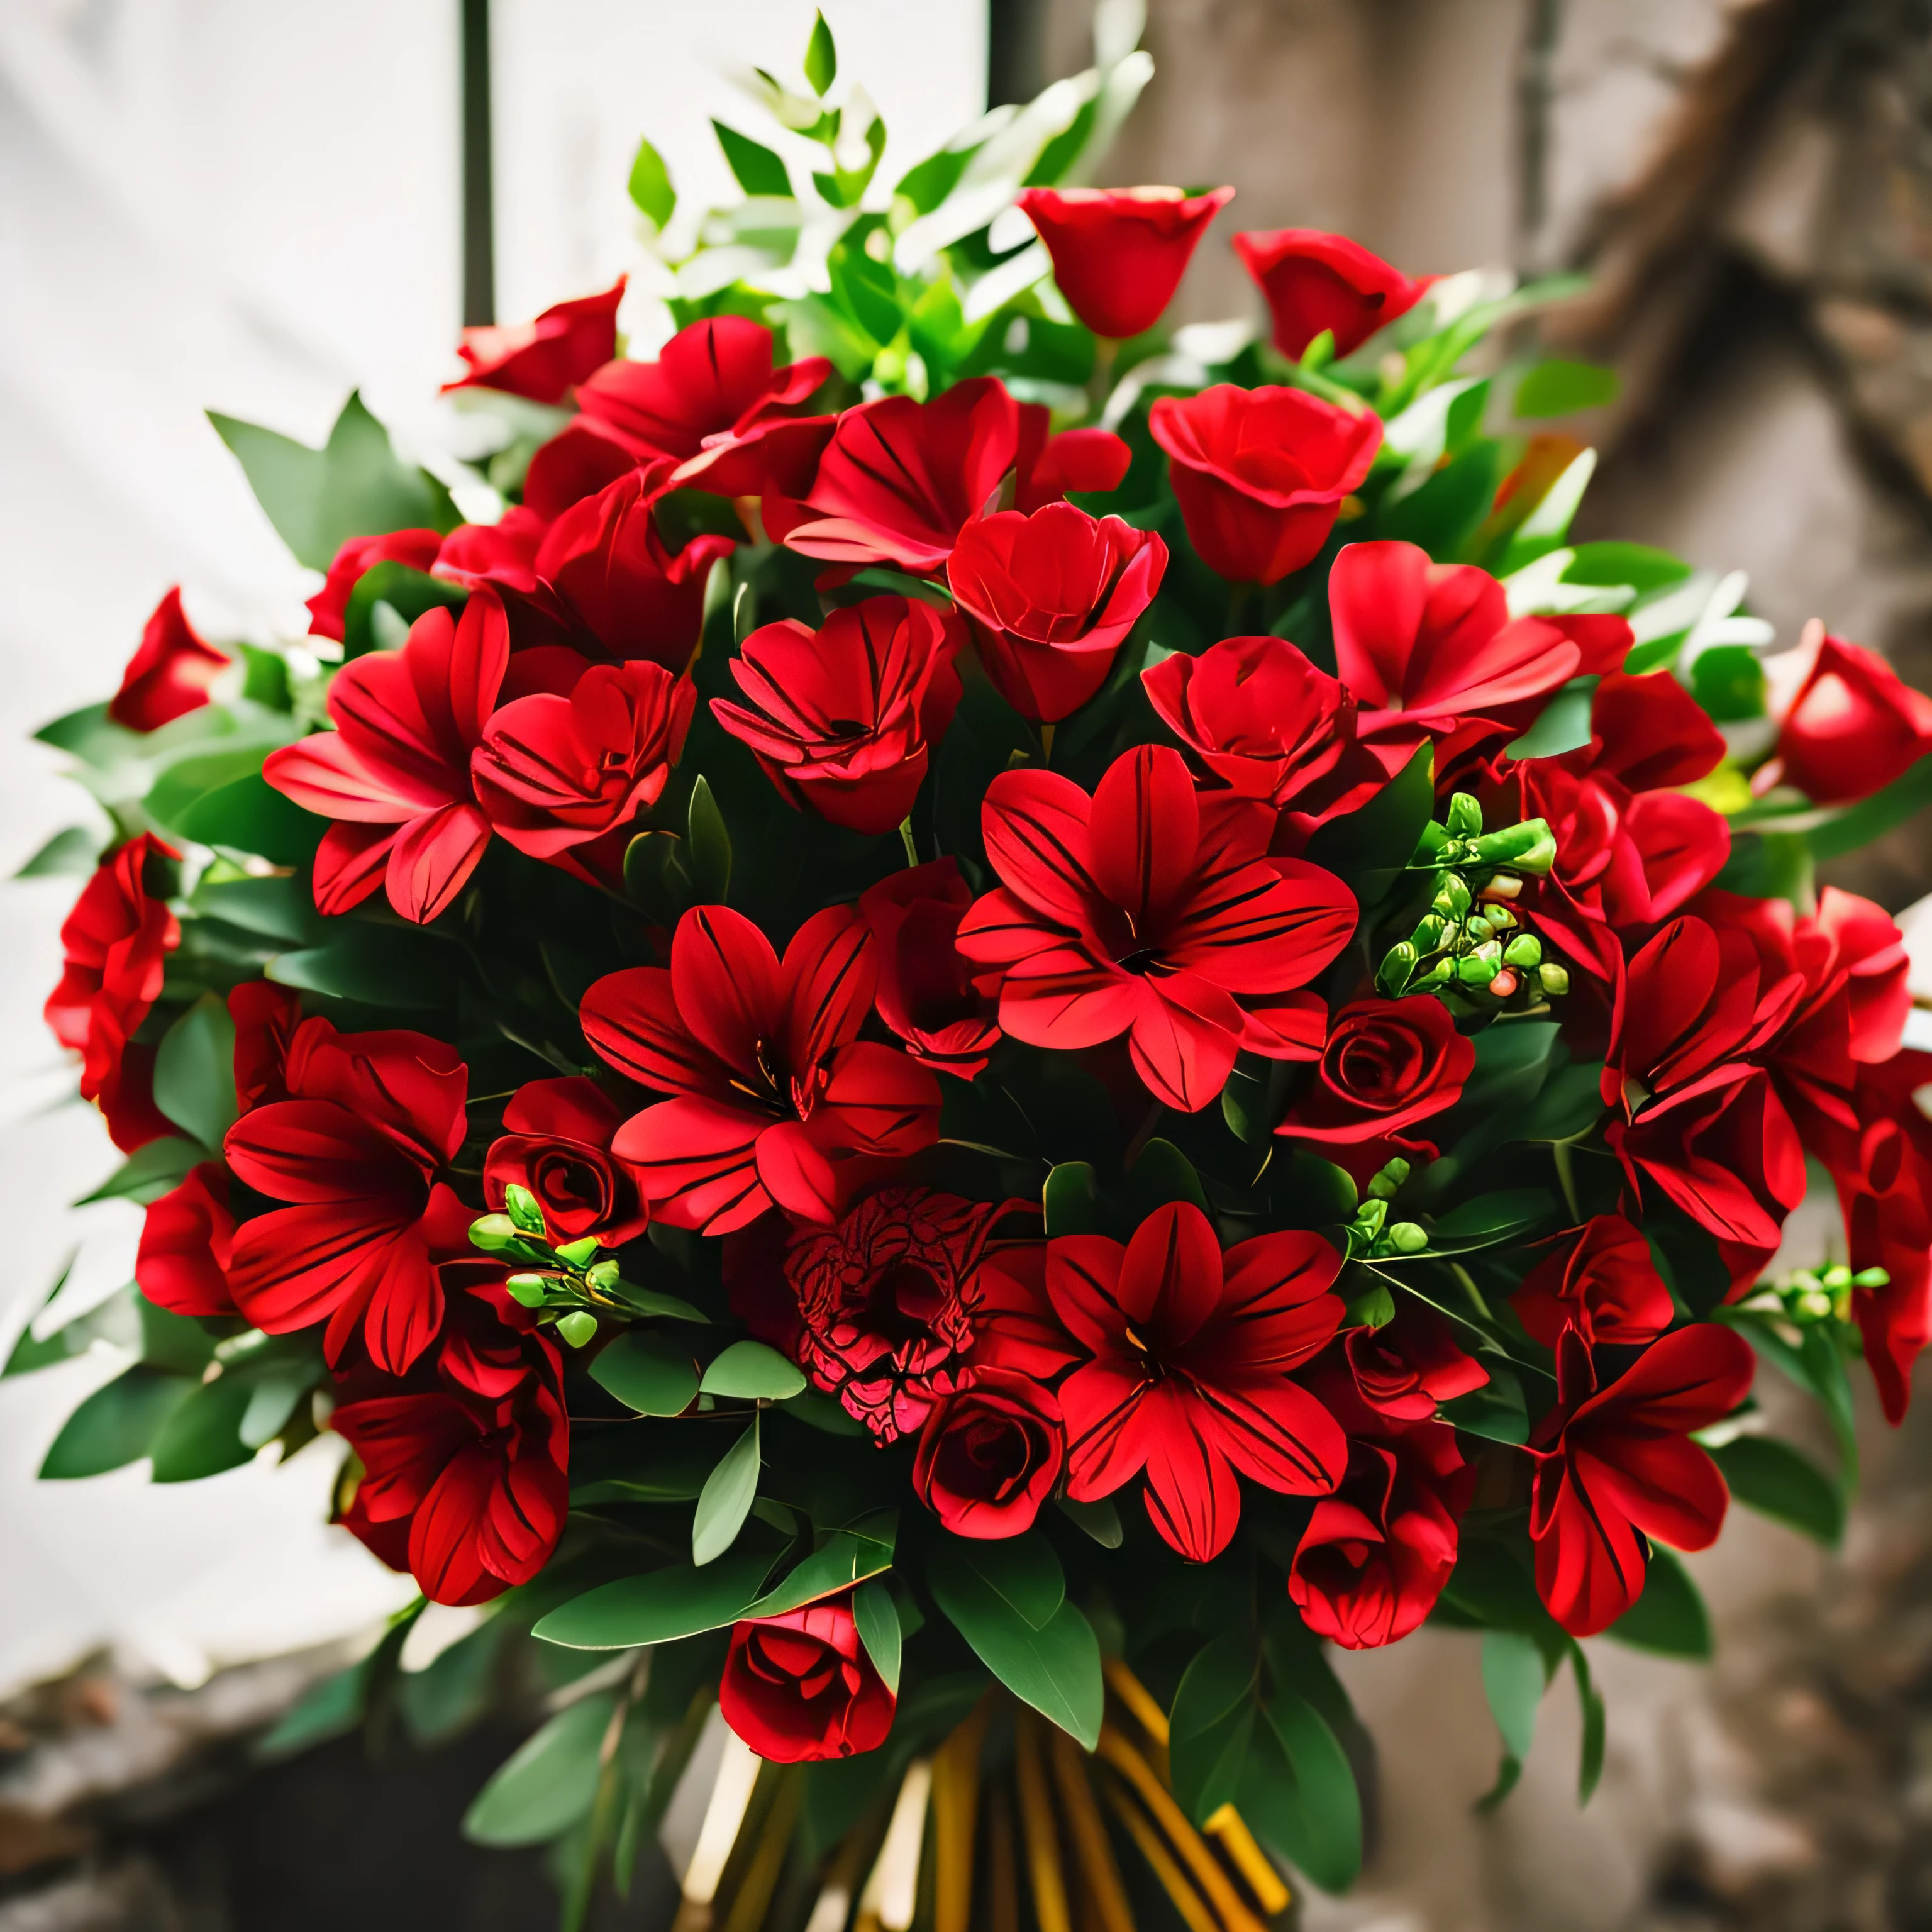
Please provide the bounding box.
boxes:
[1018,186,1235,340]
[109,589,230,731]
[484,1076,647,1246]
[1149,385,1382,585]
[1514,1215,1674,1349]
[713,597,963,835]
[1233,230,1434,360]
[136,1163,237,1318]
[1344,1301,1487,1421]
[859,860,1001,1079]
[947,504,1168,723]
[305,530,443,642]
[1774,632,1932,805]
[720,1593,895,1763]
[441,276,625,402]
[913,1369,1065,1539]
[1276,997,1475,1150]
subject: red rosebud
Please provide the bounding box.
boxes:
[713,597,963,835]
[109,589,230,731]
[859,860,1001,1079]
[1276,996,1475,1149]
[1529,1324,1753,1635]
[1774,631,1932,805]
[913,1368,1065,1539]
[442,277,625,402]
[136,1163,238,1318]
[719,1592,895,1763]
[1232,229,1433,360]
[264,591,508,924]
[947,504,1167,723]
[484,1075,647,1246]
[1343,1300,1488,1421]
[1148,385,1381,586]
[1018,186,1235,340]
[305,531,445,643]
[1513,1214,1675,1350]
[45,834,180,1149]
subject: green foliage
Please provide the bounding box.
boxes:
[40,1366,191,1478]
[1514,360,1619,418]
[852,1579,901,1694]
[697,1340,806,1401]
[1607,1547,1712,1658]
[1709,1435,1845,1546]
[627,138,676,228]
[152,993,238,1153]
[713,121,792,199]
[464,1694,614,1846]
[535,1549,774,1650]
[15,826,101,878]
[692,1417,761,1564]
[590,1331,698,1416]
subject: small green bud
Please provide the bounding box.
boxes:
[555,1235,601,1269]
[1484,903,1518,931]
[584,1259,621,1292]
[1465,914,1494,944]
[1355,1198,1389,1238]
[1853,1266,1892,1289]
[1414,960,1454,990]
[556,1311,599,1348]
[469,1213,519,1252]
[1503,933,1543,968]
[1537,962,1571,997]
[1435,873,1472,918]
[1367,1156,1412,1201]
[506,1272,550,1307]
[1385,1221,1429,1254]
[1346,1283,1397,1329]
[1513,833,1558,875]
[1472,818,1556,870]
[1409,914,1446,952]
[1457,951,1501,987]
[1446,793,1483,838]
[502,1184,547,1236]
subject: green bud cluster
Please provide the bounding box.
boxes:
[1345,1158,1429,1265]
[470,1184,616,1347]
[1735,1260,1889,1335]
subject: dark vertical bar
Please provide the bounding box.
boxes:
[987,0,1047,109]
[1516,0,1563,269]
[460,0,495,326]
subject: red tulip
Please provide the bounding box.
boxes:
[484,1075,647,1246]
[858,859,1001,1079]
[109,589,230,731]
[1276,996,1475,1148]
[913,1368,1065,1539]
[1529,1324,1754,1635]
[957,744,1356,1111]
[720,1592,894,1762]
[1017,186,1235,340]
[947,504,1167,722]
[1149,385,1381,585]
[264,591,508,923]
[580,904,940,1232]
[1232,230,1433,360]
[442,277,625,402]
[1513,1215,1675,1350]
[713,596,962,835]
[306,530,444,643]
[1774,632,1932,805]
[136,1163,238,1318]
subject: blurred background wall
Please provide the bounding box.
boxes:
[6,0,1932,1926]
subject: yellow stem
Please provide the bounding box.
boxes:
[1014,1711,1072,1932]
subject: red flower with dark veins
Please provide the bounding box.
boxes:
[109,589,230,731]
[1343,1300,1488,1423]
[442,277,625,402]
[859,860,1001,1079]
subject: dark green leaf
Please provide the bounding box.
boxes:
[174,772,325,866]
[852,1580,900,1695]
[1042,1161,1099,1237]
[1267,1149,1358,1227]
[1568,1637,1606,1803]
[1709,1435,1845,1546]
[15,827,100,878]
[781,1389,867,1435]
[138,1292,219,1375]
[191,875,321,945]
[4,1267,137,1377]
[1808,753,1932,860]
[40,1366,192,1478]
[1476,1628,1546,1809]
[713,121,792,198]
[937,1531,1062,1629]
[1168,1634,1257,1822]
[341,563,467,662]
[699,1340,806,1402]
[75,1137,204,1206]
[1376,442,1501,559]
[692,1417,760,1565]
[1301,743,1433,907]
[1690,645,1767,723]
[401,1614,512,1748]
[1506,679,1597,759]
[253,1662,367,1761]
[803,10,837,93]
[1518,1061,1604,1142]
[685,776,732,903]
[590,1333,698,1417]
[533,1549,773,1650]
[145,745,289,835]
[747,1531,894,1619]
[149,1375,255,1482]
[628,137,677,228]
[463,1694,614,1846]
[1514,361,1618,418]
[1245,1687,1363,1893]
[1438,1358,1528,1445]
[1606,1546,1711,1658]
[623,830,693,925]
[1057,1496,1123,1547]
[1431,1189,1555,1243]
[1124,1138,1209,1219]
[152,993,238,1153]
[268,923,459,1009]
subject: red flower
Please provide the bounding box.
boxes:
[1343,1301,1488,1422]
[45,834,180,1151]
[858,860,1001,1079]
[222,1016,470,1372]
[1232,230,1434,360]
[472,658,694,880]
[306,531,444,643]
[1528,1324,1754,1635]
[1148,385,1381,586]
[136,1163,237,1318]
[1276,996,1475,1150]
[913,1368,1065,1539]
[109,589,230,731]
[580,905,940,1233]
[713,597,963,835]
[1017,186,1234,340]
[784,1188,1017,1440]
[231,980,304,1113]
[442,277,625,402]
[1774,631,1932,805]
[484,1076,647,1246]
[719,1592,894,1763]
[947,504,1167,723]
[1035,1201,1346,1562]
[333,1270,568,1605]
[958,745,1356,1111]
[264,591,508,923]
[1514,1215,1675,1350]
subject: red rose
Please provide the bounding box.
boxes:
[264,590,508,923]
[913,1368,1065,1538]
[957,744,1356,1112]
[713,596,963,835]
[333,1269,568,1605]
[858,860,1001,1079]
[484,1075,647,1246]
[719,1592,895,1763]
[136,1163,238,1318]
[947,504,1167,723]
[230,980,303,1113]
[1277,997,1475,1149]
[441,277,625,402]
[1529,1325,1753,1635]
[1016,186,1234,340]
[45,834,180,1150]
[1774,632,1932,804]
[108,589,230,732]
[1514,1215,1674,1349]
[1343,1301,1487,1421]
[1232,229,1433,359]
[305,530,444,643]
[1148,385,1381,585]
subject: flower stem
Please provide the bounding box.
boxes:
[1552,1137,1580,1223]
[1039,722,1056,767]
[898,817,919,869]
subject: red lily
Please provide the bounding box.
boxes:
[109,589,230,731]
[441,277,625,402]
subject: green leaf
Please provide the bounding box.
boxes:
[1168,1634,1257,1823]
[238,643,294,711]
[152,993,238,1153]
[1269,1149,1358,1228]
[341,563,467,662]
[1507,679,1597,759]
[1606,1546,1711,1658]
[1569,1638,1606,1804]
[926,1540,1102,1748]
[1690,644,1766,723]
[1124,1139,1209,1219]
[939,1531,1063,1629]
[591,1332,698,1416]
[191,875,321,945]
[534,1548,774,1650]
[1561,542,1692,595]
[747,1531,894,1619]
[1253,1686,1362,1893]
[713,121,792,198]
[149,1375,255,1482]
[782,1389,867,1435]
[1476,1628,1546,1808]
[1431,1189,1555,1245]
[1042,1161,1099,1237]
[1709,1435,1845,1546]
[699,1340,806,1402]
[268,923,459,1009]
[4,1265,137,1376]
[209,391,453,573]
[174,772,325,866]
[253,1662,367,1761]
[628,137,677,228]
[16,827,101,878]
[685,776,732,903]
[138,1291,218,1376]
[401,1614,513,1749]
[1518,1060,1605,1142]
[1301,743,1433,907]
[1056,1496,1123,1547]
[1438,1358,1529,1445]
[75,1137,204,1206]
[692,1417,760,1565]
[145,745,289,835]
[1514,360,1618,418]
[803,9,837,94]
[40,1365,192,1478]
[623,830,694,925]
[239,1370,311,1449]
[463,1694,614,1847]
[1807,753,1932,860]
[852,1580,901,1695]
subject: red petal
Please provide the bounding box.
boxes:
[755,1120,839,1224]
[580,967,730,1097]
[980,768,1104,927]
[1088,745,1199,927]
[613,1094,769,1233]
[782,905,877,1073]
[1117,1201,1222,1336]
[671,906,784,1075]
[383,800,492,923]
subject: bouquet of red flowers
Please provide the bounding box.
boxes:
[23,13,1932,1928]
